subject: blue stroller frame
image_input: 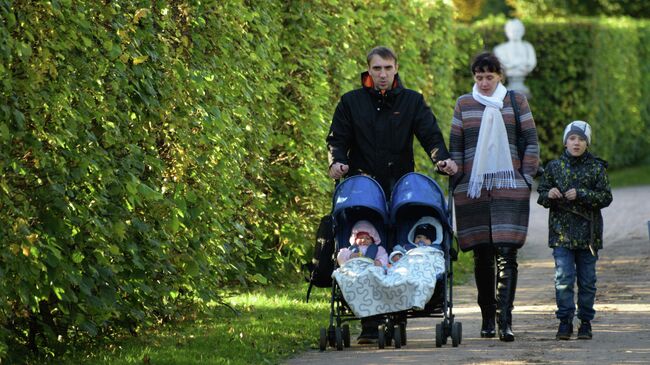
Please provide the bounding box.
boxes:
[387,172,462,348]
[319,175,390,351]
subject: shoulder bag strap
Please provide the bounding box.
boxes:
[510,90,527,174]
[510,90,523,157]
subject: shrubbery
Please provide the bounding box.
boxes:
[0,0,458,359]
[456,16,650,166]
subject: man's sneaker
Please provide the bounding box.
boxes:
[556,319,573,340]
[577,320,592,340]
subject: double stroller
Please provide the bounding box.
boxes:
[318,172,462,351]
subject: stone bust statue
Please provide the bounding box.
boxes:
[494,19,537,96]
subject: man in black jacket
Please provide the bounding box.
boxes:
[326,46,457,344]
[327,46,457,198]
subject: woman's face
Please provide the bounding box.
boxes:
[474,71,502,96]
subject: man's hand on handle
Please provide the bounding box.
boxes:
[329,162,349,179]
[436,158,458,176]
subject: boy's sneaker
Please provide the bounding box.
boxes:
[577,320,592,340]
[556,319,573,340]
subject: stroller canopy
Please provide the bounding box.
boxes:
[332,175,389,224]
[331,175,389,250]
[389,172,452,250]
[390,172,451,228]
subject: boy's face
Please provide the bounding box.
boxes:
[414,234,432,245]
[355,233,373,246]
[565,134,588,157]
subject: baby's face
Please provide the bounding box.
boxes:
[414,234,432,245]
[355,233,373,246]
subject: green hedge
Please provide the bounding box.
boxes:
[456,17,650,167]
[0,0,459,359]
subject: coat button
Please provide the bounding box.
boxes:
[377,107,380,111]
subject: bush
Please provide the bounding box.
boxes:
[456,17,650,167]
[0,0,459,359]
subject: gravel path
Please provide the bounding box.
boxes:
[286,186,650,365]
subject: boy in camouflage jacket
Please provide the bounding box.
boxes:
[537,120,613,341]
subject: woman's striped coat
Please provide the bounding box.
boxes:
[449,91,539,252]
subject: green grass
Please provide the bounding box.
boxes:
[59,284,332,365]
[607,164,650,188]
[58,258,474,365]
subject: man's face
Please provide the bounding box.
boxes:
[368,55,398,91]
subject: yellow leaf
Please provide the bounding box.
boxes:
[133,55,149,65]
[133,8,150,24]
[26,233,38,244]
[10,244,20,255]
[22,245,30,257]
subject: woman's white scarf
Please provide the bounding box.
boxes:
[468,82,516,198]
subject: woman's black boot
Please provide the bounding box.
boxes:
[474,247,497,338]
[481,315,496,338]
[497,311,515,342]
[496,247,518,342]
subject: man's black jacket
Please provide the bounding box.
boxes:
[327,72,450,196]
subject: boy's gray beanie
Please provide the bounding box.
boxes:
[563,120,592,145]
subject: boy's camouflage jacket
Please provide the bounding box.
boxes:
[537,151,613,250]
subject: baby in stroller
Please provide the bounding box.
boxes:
[389,217,443,266]
[337,220,388,267]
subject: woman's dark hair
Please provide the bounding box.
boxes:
[367,46,398,66]
[471,52,502,75]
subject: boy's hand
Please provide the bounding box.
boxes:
[548,187,563,199]
[564,188,577,200]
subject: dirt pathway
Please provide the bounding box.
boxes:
[286,186,650,364]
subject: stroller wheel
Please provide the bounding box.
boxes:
[452,321,462,347]
[319,328,327,351]
[327,325,335,347]
[435,323,443,348]
[335,327,343,351]
[378,324,386,349]
[342,324,351,347]
[393,324,402,349]
[442,321,449,345]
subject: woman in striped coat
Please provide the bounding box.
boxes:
[449,52,540,342]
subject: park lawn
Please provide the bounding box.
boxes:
[608,164,650,188]
[60,284,332,365]
[61,262,472,365]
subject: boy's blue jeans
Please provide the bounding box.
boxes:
[553,247,598,321]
